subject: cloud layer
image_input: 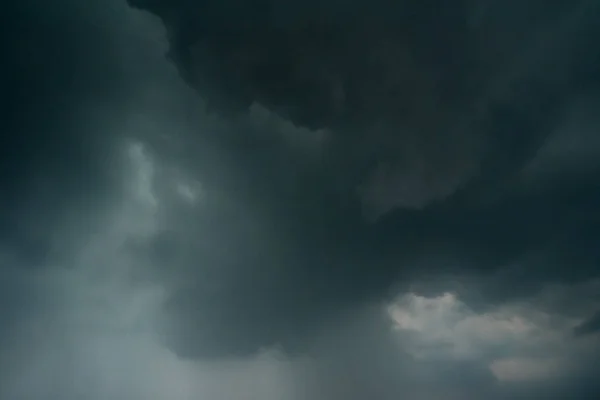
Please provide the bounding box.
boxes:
[2,0,600,399]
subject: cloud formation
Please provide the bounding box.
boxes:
[2,0,600,399]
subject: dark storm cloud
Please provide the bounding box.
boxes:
[2,0,600,399]
[122,0,600,360]
[129,0,600,215]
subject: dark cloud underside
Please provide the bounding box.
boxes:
[121,0,600,358]
[1,0,600,399]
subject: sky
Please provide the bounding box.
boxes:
[1,0,600,399]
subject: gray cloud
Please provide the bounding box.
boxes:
[2,0,600,399]
[574,311,600,337]
[112,2,600,362]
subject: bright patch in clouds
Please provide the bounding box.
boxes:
[387,290,592,385]
[490,357,563,382]
[388,292,536,358]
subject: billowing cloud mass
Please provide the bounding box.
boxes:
[1,0,600,399]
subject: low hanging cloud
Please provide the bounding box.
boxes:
[2,0,600,399]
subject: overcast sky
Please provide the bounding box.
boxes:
[1,0,600,399]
